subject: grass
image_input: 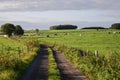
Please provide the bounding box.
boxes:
[48,48,60,80]
[0,37,40,80]
[52,44,120,80]
[39,29,120,56]
[37,29,120,80]
[0,29,120,80]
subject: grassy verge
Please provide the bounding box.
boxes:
[48,48,60,80]
[0,37,40,80]
[52,44,120,80]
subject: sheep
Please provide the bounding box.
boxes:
[4,35,8,38]
[46,35,50,37]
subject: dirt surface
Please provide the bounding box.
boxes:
[20,44,48,80]
[51,48,89,80]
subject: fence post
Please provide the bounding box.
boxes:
[95,50,99,57]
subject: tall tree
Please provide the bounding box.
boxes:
[1,23,15,37]
[14,25,24,36]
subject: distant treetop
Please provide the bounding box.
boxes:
[110,23,120,29]
[50,24,78,30]
[82,27,105,29]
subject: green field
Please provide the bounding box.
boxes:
[38,29,120,79]
[0,29,120,80]
[39,29,120,56]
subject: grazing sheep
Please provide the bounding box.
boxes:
[46,35,50,37]
[79,34,82,36]
[108,32,111,34]
[113,32,116,34]
[64,33,70,35]
[54,33,57,36]
[4,35,8,38]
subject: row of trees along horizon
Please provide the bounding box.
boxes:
[0,23,120,37]
[50,23,120,30]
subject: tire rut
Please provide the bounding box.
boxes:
[51,48,89,80]
[20,44,48,80]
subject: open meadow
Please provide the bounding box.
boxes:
[38,29,120,56]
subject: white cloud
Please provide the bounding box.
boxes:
[0,0,120,30]
[0,0,120,11]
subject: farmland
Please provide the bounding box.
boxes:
[38,29,120,79]
[0,29,120,80]
[39,29,120,56]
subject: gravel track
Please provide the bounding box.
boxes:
[51,48,89,80]
[20,44,48,80]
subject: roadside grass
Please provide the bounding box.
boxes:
[0,37,40,80]
[48,48,60,80]
[52,44,120,80]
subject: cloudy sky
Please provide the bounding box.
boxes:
[0,0,120,30]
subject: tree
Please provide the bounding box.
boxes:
[1,23,15,37]
[14,25,24,36]
[82,27,105,29]
[35,29,39,35]
[50,24,78,30]
[110,23,120,29]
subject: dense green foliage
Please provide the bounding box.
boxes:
[14,25,24,36]
[110,23,120,29]
[50,24,77,30]
[1,23,24,37]
[0,37,40,80]
[82,27,105,29]
[1,23,15,37]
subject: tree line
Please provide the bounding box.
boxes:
[0,23,24,37]
[1,22,120,37]
[50,24,77,30]
[82,23,120,29]
[49,23,120,30]
[82,27,105,29]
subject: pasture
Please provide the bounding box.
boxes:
[38,29,120,79]
[39,29,120,56]
[0,29,120,80]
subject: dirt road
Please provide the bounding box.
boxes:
[20,44,88,80]
[51,48,89,80]
[20,44,48,80]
